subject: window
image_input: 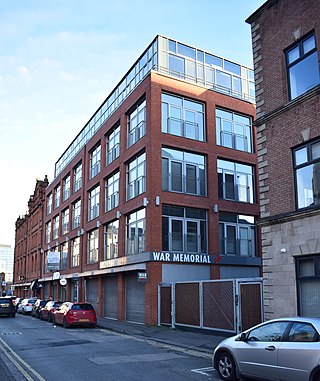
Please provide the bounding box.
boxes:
[45,221,51,244]
[54,185,61,209]
[104,220,119,260]
[162,93,205,141]
[219,213,256,257]
[127,152,146,200]
[88,186,100,221]
[72,199,81,230]
[127,100,146,147]
[162,205,207,253]
[60,242,68,271]
[216,109,253,153]
[53,215,60,239]
[71,237,80,267]
[218,159,254,203]
[162,148,206,196]
[105,171,119,211]
[63,175,70,201]
[286,34,320,100]
[294,139,320,209]
[126,209,145,255]
[61,208,69,235]
[106,125,120,165]
[88,229,99,264]
[287,322,317,342]
[74,163,82,192]
[296,256,320,317]
[90,145,101,179]
[247,321,289,342]
[47,193,52,215]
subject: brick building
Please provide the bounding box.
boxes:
[247,0,320,319]
[14,36,259,325]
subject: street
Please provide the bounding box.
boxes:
[0,315,221,381]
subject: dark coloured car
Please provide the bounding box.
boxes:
[31,299,48,318]
[52,302,97,328]
[0,297,16,317]
[40,300,63,322]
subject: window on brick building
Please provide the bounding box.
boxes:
[162,147,206,196]
[47,193,52,215]
[106,124,120,165]
[162,93,205,142]
[63,174,70,201]
[216,109,253,153]
[105,171,119,211]
[90,144,101,179]
[219,213,256,257]
[162,205,207,254]
[71,237,80,267]
[53,215,59,239]
[74,162,82,192]
[54,185,60,209]
[88,229,99,264]
[286,33,320,100]
[60,242,68,270]
[294,139,320,209]
[218,159,254,203]
[126,152,146,200]
[127,99,146,147]
[126,209,145,255]
[88,185,100,221]
[104,220,119,260]
[45,221,51,244]
[72,199,81,229]
[61,208,69,235]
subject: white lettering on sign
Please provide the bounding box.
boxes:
[152,252,211,264]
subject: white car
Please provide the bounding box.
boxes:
[213,316,320,381]
[17,298,37,315]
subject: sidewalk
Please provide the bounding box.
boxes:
[97,318,232,356]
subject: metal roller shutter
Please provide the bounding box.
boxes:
[104,276,118,319]
[125,272,145,324]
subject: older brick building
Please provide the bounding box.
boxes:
[14,36,259,325]
[247,0,320,319]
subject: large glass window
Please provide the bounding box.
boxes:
[162,148,206,196]
[127,100,146,147]
[286,34,320,100]
[88,186,100,221]
[88,229,99,264]
[216,109,253,153]
[61,208,69,235]
[126,209,145,255]
[71,237,80,267]
[74,163,82,192]
[47,193,52,215]
[106,171,119,211]
[90,145,101,179]
[219,213,256,257]
[218,159,254,203]
[106,125,120,165]
[72,199,81,230]
[45,221,51,244]
[104,220,119,260]
[63,174,70,201]
[53,215,60,240]
[296,256,320,317]
[60,242,68,271]
[54,185,61,209]
[162,205,207,253]
[294,139,320,209]
[127,152,146,200]
[162,93,205,142]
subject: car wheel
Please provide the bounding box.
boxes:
[217,351,237,381]
[63,318,69,328]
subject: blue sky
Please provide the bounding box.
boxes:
[0,0,265,246]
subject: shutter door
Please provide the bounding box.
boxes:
[125,272,145,324]
[86,278,98,313]
[104,276,118,319]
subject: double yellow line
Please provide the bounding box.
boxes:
[0,337,46,381]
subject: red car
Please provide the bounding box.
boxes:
[40,300,63,322]
[52,302,97,328]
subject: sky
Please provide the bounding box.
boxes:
[0,0,266,247]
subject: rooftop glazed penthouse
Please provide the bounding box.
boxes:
[55,35,255,177]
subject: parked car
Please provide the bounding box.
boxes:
[40,300,63,322]
[17,298,37,315]
[31,299,48,318]
[213,316,320,381]
[0,297,16,317]
[52,302,97,328]
[14,297,23,311]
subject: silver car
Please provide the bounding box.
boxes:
[213,316,320,381]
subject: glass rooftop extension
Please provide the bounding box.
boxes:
[54,35,255,177]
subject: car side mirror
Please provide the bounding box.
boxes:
[240,332,248,341]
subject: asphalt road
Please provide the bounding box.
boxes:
[0,314,221,381]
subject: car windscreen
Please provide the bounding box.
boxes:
[71,304,94,311]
